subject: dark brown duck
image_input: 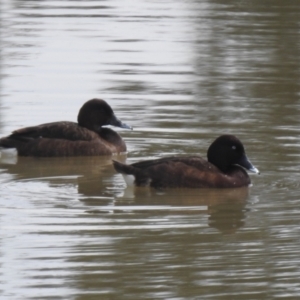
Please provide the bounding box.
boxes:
[113,135,259,189]
[0,99,131,156]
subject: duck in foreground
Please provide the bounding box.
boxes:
[113,135,259,189]
[0,99,132,156]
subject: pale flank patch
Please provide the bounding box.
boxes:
[0,148,18,156]
[122,174,136,187]
[0,148,18,164]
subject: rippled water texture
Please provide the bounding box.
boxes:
[1,0,300,299]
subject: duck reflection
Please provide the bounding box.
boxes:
[0,153,126,204]
[117,186,250,234]
[0,153,250,233]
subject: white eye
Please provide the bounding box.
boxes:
[232,145,236,150]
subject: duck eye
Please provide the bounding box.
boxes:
[232,145,236,150]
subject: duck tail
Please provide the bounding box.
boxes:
[112,160,134,174]
[112,160,151,187]
[0,137,19,149]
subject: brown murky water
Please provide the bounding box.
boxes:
[1,0,300,299]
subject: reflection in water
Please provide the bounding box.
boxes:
[208,202,246,234]
[118,186,250,234]
[0,153,250,234]
[0,154,125,197]
[1,0,300,299]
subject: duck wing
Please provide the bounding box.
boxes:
[113,156,223,188]
[0,122,106,156]
[113,157,250,188]
[131,156,215,172]
[9,121,98,142]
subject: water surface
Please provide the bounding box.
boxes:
[1,0,300,299]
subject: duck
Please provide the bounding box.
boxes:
[113,135,259,189]
[0,98,131,157]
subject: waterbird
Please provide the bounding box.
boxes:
[0,99,132,156]
[113,135,259,189]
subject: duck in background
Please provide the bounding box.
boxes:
[113,135,259,189]
[0,99,132,156]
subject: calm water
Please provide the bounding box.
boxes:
[1,0,300,299]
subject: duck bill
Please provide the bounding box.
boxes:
[236,154,260,174]
[109,114,132,130]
